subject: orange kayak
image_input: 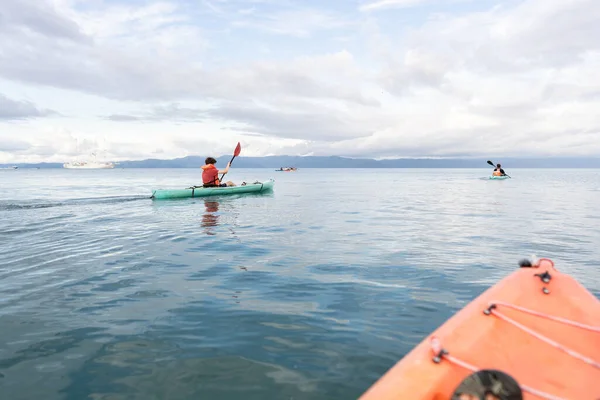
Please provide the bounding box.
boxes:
[360,258,600,400]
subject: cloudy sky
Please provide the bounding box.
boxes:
[1,0,600,163]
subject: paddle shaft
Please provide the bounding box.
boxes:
[219,143,241,182]
[219,155,237,182]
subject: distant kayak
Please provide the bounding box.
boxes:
[489,175,510,180]
[360,257,600,400]
[151,179,274,200]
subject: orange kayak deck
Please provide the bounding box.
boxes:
[360,258,600,400]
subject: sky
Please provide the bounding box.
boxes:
[1,0,600,163]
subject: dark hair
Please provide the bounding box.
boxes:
[496,163,501,167]
[205,157,217,164]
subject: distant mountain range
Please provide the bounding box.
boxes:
[3,155,600,169]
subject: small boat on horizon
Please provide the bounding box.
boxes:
[63,161,115,169]
[63,152,116,169]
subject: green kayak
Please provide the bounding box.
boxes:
[151,179,274,200]
[489,175,510,180]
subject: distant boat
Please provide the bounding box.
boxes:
[275,167,297,172]
[63,151,115,169]
[0,166,18,170]
[63,161,115,169]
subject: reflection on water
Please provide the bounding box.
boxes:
[202,200,220,235]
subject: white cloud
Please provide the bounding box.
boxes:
[231,8,354,37]
[359,0,433,12]
[0,94,56,120]
[0,138,31,152]
[1,0,600,163]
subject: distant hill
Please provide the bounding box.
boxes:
[3,155,600,169]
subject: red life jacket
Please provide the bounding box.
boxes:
[201,164,220,185]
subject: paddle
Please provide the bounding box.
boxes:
[220,142,241,182]
[487,160,511,178]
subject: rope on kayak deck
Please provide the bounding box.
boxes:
[486,304,600,369]
[429,257,598,400]
[431,261,599,399]
[488,301,600,333]
[430,337,566,400]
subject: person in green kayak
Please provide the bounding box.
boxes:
[492,163,506,177]
[201,157,236,187]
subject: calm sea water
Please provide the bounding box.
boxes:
[1,168,599,399]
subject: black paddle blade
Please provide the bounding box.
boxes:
[487,160,495,166]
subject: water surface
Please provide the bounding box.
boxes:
[1,168,599,399]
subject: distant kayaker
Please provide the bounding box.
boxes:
[201,157,236,187]
[492,163,506,177]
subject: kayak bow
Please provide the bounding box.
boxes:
[360,257,600,400]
